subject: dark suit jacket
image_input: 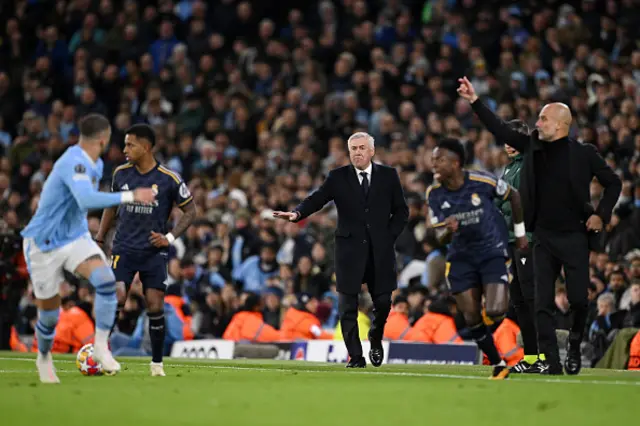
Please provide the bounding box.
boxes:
[294,163,409,295]
[472,100,621,245]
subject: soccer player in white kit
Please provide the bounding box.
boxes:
[21,114,155,383]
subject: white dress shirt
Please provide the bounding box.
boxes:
[355,162,373,185]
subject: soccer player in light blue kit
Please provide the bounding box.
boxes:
[21,114,156,383]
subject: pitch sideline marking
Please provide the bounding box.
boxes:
[1,356,639,386]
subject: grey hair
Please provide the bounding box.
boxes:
[173,43,187,54]
[348,132,375,148]
[597,292,616,310]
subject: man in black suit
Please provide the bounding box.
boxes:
[274,132,409,368]
[457,77,622,375]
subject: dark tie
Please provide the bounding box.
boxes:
[360,171,369,196]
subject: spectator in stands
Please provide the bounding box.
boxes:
[280,293,333,340]
[404,296,462,344]
[262,286,284,330]
[233,242,279,293]
[383,295,411,341]
[222,292,280,343]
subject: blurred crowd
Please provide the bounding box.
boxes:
[1,0,639,365]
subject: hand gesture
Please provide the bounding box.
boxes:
[444,216,459,233]
[456,76,478,103]
[273,211,299,222]
[149,231,169,248]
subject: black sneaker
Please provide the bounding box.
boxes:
[509,359,533,374]
[524,359,547,374]
[564,340,582,375]
[533,360,564,375]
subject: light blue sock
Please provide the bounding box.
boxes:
[36,309,59,355]
[89,266,117,331]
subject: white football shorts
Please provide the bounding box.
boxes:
[22,233,107,299]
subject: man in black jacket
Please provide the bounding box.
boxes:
[273,132,409,368]
[457,76,622,375]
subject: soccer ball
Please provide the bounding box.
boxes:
[76,343,103,376]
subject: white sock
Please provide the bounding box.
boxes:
[95,328,110,349]
[494,359,506,367]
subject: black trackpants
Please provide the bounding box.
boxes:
[533,228,589,366]
[508,243,537,356]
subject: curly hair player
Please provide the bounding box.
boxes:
[426,138,528,380]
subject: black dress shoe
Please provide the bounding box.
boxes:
[346,357,366,368]
[369,337,384,368]
[564,339,582,375]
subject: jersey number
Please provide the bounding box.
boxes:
[111,255,121,269]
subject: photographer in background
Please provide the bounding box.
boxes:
[0,226,29,350]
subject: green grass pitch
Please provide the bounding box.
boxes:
[1,352,639,425]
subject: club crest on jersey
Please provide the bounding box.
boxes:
[179,182,191,198]
[471,193,481,206]
[152,184,159,196]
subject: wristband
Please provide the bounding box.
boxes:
[165,233,176,244]
[121,191,134,203]
[514,222,526,238]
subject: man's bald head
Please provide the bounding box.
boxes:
[535,102,572,141]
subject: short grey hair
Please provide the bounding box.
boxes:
[348,132,375,148]
[597,292,616,310]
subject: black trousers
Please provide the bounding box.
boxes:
[508,243,537,356]
[533,228,589,365]
[338,242,392,360]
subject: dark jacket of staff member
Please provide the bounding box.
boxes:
[273,132,409,368]
[495,120,540,374]
[458,76,621,375]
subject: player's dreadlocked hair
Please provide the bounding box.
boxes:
[437,138,466,167]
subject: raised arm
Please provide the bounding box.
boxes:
[457,77,530,153]
[274,171,335,222]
